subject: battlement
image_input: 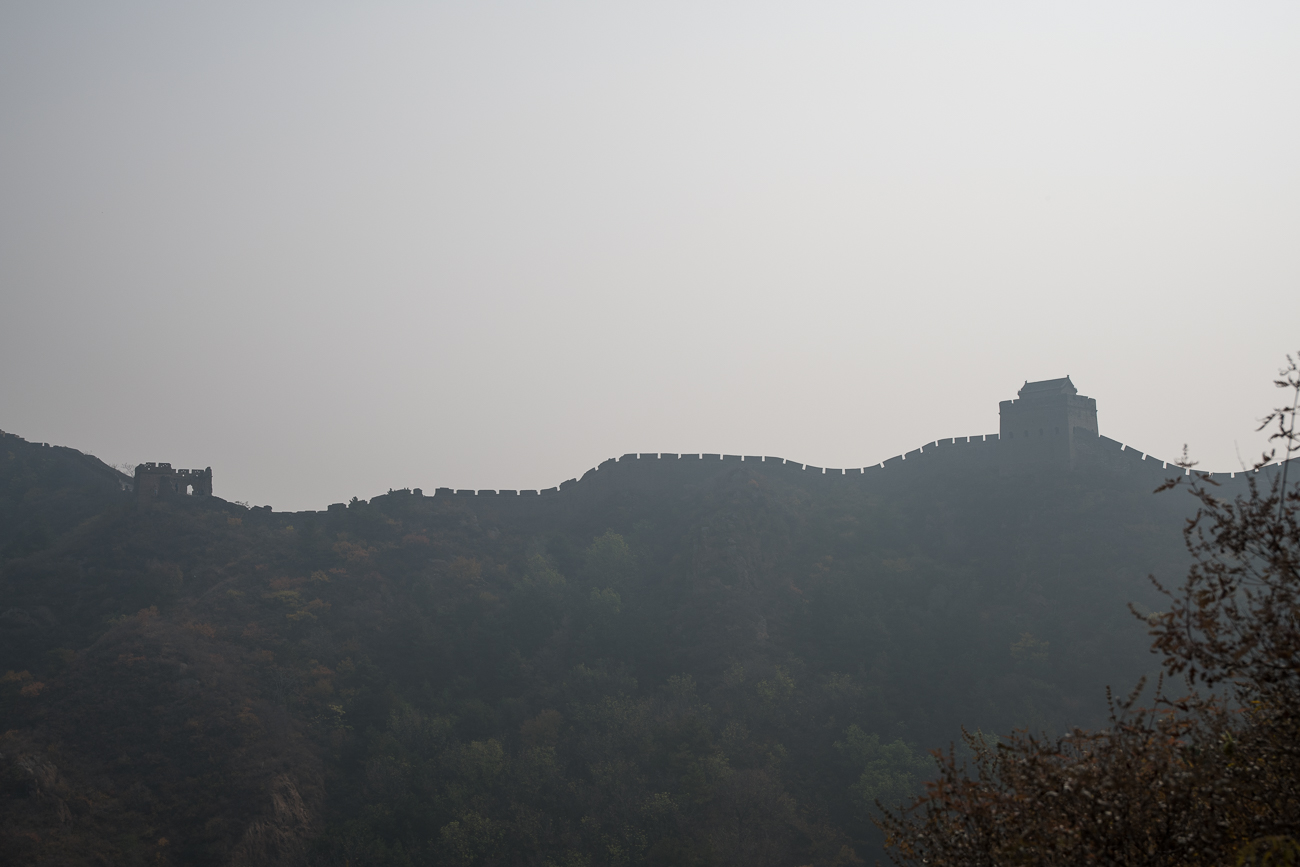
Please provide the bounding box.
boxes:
[998,375,1099,461]
[407,430,1279,514]
[134,462,212,500]
[292,378,1284,522]
[398,379,1276,513]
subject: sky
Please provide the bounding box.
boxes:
[1,1,1297,511]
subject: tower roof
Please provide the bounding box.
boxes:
[1018,376,1077,398]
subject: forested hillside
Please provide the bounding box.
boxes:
[0,429,1208,865]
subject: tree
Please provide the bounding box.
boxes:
[877,355,1300,867]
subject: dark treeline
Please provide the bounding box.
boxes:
[879,361,1300,865]
[0,427,1221,865]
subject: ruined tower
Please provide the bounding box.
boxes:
[999,376,1098,461]
[134,462,213,500]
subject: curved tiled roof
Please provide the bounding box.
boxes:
[1018,376,1077,398]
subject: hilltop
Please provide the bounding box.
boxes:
[0,392,1278,865]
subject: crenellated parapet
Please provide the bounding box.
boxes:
[304,378,1286,521]
[134,462,213,500]
[405,378,1278,512]
[998,376,1099,462]
[402,432,1278,518]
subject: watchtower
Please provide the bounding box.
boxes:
[134,462,213,500]
[999,377,1098,461]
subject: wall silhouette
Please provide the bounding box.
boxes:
[134,462,213,500]
[306,379,1284,517]
[318,429,1277,524]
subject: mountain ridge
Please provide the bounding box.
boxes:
[0,421,1283,865]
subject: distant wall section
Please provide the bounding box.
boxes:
[314,377,1281,518]
[135,462,213,501]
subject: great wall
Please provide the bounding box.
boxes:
[324,376,1281,516]
[27,375,1269,512]
[365,426,1263,510]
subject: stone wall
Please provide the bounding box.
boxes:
[134,463,213,500]
[328,433,1279,521]
[999,393,1099,462]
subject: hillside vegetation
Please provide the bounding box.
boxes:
[0,429,1207,865]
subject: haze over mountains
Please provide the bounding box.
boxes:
[3,376,1284,863]
[3,3,1298,864]
[3,2,1298,510]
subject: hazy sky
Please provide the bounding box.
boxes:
[2,2,1297,511]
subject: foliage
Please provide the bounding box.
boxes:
[835,726,932,815]
[877,356,1300,866]
[0,388,1253,863]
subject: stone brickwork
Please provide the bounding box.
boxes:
[998,376,1099,462]
[134,462,213,500]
